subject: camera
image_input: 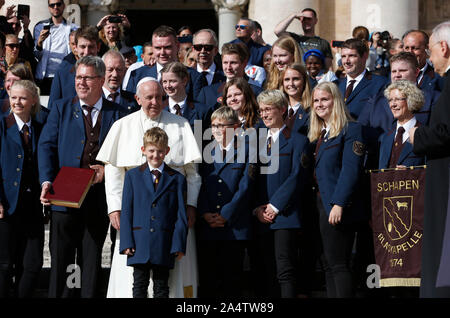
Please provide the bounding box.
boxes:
[108,16,123,23]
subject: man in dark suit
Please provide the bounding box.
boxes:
[39,56,124,298]
[47,26,101,109]
[197,42,262,109]
[403,29,444,91]
[409,21,450,298]
[229,17,270,68]
[338,38,388,120]
[102,49,139,114]
[125,25,203,100]
[193,29,226,87]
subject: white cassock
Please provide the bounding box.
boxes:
[96,108,202,298]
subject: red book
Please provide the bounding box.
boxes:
[45,166,95,208]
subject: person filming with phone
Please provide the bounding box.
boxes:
[96,14,132,56]
[33,0,78,95]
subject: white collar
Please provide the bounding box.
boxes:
[168,97,187,113]
[396,116,417,143]
[79,96,103,111]
[289,102,301,113]
[148,161,165,173]
[267,125,286,143]
[197,62,216,74]
[102,86,121,98]
[219,138,234,152]
[347,69,366,85]
[14,114,31,132]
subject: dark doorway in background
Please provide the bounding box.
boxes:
[125,9,218,45]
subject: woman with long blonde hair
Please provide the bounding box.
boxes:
[280,63,311,135]
[265,35,302,90]
[309,81,366,298]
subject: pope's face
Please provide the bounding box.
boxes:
[136,81,164,119]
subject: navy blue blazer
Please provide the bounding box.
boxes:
[125,64,204,101]
[255,128,311,231]
[228,38,270,67]
[378,122,425,169]
[419,64,445,92]
[338,71,388,120]
[198,143,255,241]
[47,53,77,109]
[102,89,140,115]
[163,100,212,133]
[37,96,124,212]
[285,107,310,136]
[119,163,188,268]
[0,111,48,215]
[197,81,262,110]
[314,122,367,224]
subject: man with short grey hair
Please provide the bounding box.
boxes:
[409,20,450,298]
[229,17,270,67]
[102,50,139,114]
[193,29,225,86]
[38,55,124,298]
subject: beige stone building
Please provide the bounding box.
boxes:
[3,0,450,49]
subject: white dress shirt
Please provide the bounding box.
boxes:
[395,117,417,144]
[80,97,103,127]
[346,69,366,91]
[168,97,187,115]
[197,62,216,86]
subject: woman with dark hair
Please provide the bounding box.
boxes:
[221,77,261,129]
[303,49,337,89]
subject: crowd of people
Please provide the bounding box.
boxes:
[0,0,449,299]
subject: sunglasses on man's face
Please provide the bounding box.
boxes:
[235,24,248,30]
[193,44,214,52]
[48,2,63,8]
[6,43,20,49]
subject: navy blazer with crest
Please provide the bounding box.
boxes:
[378,120,425,169]
[198,140,255,241]
[119,163,188,268]
[254,127,312,231]
[47,53,77,110]
[314,121,367,224]
[338,71,388,120]
[0,110,49,215]
[37,96,125,212]
[285,106,310,136]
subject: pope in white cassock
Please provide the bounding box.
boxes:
[96,78,202,298]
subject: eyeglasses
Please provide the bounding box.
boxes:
[5,43,20,49]
[258,107,277,115]
[193,44,214,52]
[235,24,248,30]
[211,123,235,130]
[48,2,63,8]
[425,41,441,56]
[75,75,100,82]
[388,97,407,103]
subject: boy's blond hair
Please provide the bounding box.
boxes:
[143,127,169,149]
[211,106,240,124]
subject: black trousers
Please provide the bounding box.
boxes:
[198,240,246,297]
[0,192,44,298]
[48,185,109,298]
[252,228,299,298]
[132,263,170,298]
[317,194,356,298]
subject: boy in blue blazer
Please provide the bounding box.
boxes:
[120,127,188,298]
[197,106,256,297]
